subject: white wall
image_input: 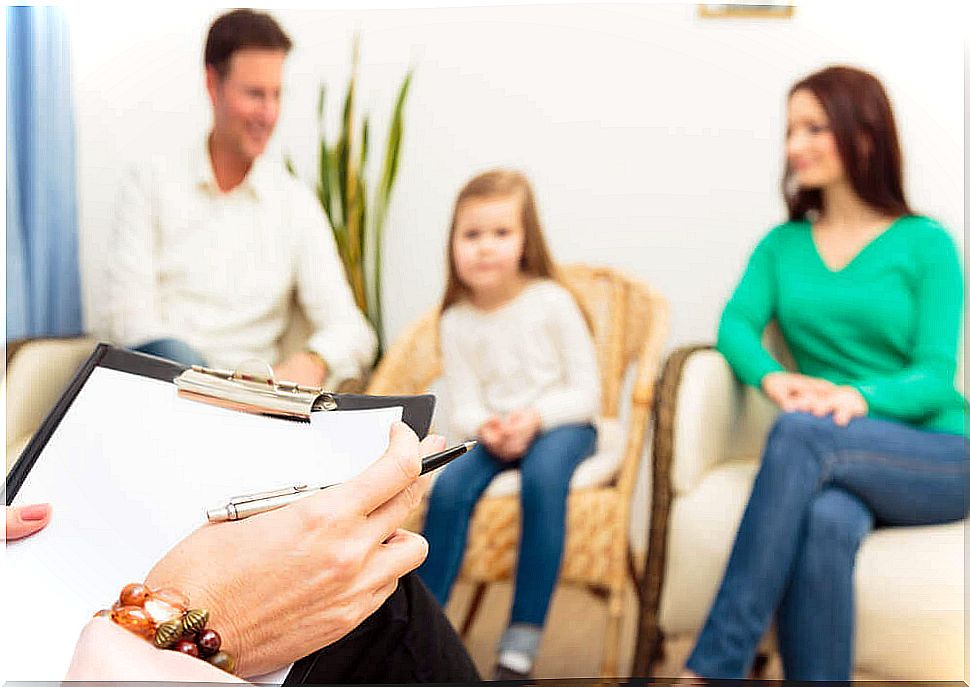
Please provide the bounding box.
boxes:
[69,2,966,352]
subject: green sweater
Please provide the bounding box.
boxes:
[717,215,967,435]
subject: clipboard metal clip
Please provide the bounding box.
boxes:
[173,360,338,421]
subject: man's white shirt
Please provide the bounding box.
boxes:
[107,140,376,386]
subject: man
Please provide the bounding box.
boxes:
[107,9,375,388]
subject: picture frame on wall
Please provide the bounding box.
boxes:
[698,3,795,19]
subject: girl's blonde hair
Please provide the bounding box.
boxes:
[440,169,557,311]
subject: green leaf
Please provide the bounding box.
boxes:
[317,134,333,222]
[327,148,345,234]
[284,155,297,177]
[307,37,411,353]
[379,69,412,198]
[359,117,370,179]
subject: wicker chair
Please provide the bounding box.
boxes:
[367,264,669,677]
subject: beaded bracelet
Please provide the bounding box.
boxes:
[95,583,236,674]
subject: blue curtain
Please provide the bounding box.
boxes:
[6,6,83,341]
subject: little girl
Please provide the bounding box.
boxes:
[417,169,600,680]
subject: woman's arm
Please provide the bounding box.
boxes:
[66,618,248,683]
[852,226,964,421]
[716,230,786,387]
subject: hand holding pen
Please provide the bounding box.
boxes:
[207,440,476,522]
[146,422,446,677]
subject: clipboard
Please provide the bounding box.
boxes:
[4,343,435,684]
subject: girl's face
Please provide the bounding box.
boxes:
[786,88,845,190]
[452,194,526,295]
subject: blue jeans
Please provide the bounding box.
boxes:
[687,412,969,680]
[418,423,597,627]
[132,338,207,367]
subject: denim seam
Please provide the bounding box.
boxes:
[827,448,968,475]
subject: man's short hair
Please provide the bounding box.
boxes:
[204,9,292,78]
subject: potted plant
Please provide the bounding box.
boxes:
[288,36,412,355]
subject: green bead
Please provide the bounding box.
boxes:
[207,650,236,674]
[182,608,209,636]
[153,618,184,648]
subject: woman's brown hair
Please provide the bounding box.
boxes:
[783,65,912,220]
[440,170,558,311]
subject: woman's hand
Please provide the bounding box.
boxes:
[761,372,835,411]
[763,373,868,426]
[801,385,869,426]
[144,422,444,678]
[4,503,52,541]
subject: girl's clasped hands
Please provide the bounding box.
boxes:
[479,408,543,461]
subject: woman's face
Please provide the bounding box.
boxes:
[452,194,526,295]
[786,88,845,190]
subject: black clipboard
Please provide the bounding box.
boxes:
[5,343,435,685]
[7,343,436,502]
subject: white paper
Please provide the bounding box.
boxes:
[3,366,402,682]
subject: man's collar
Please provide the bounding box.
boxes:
[196,136,269,200]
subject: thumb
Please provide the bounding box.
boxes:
[4,503,52,542]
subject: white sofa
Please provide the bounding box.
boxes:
[5,310,319,473]
[633,345,966,680]
[5,337,100,472]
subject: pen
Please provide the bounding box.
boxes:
[206,440,477,523]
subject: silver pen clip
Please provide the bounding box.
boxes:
[207,483,320,522]
[227,484,309,506]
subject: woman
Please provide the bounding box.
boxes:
[6,423,479,683]
[682,65,968,680]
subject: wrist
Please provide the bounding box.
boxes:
[302,348,329,378]
[105,580,239,675]
[760,370,783,387]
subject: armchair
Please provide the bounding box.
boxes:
[632,343,966,679]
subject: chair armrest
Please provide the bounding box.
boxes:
[662,346,745,495]
[5,337,98,470]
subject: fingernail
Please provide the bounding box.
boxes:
[19,503,51,522]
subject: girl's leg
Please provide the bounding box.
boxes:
[776,487,874,680]
[497,424,596,674]
[417,445,504,606]
[686,412,968,679]
[509,423,597,625]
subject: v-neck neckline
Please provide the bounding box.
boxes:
[807,215,906,274]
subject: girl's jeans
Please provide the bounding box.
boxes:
[418,423,597,627]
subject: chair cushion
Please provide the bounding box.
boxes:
[854,520,965,679]
[480,417,624,498]
[659,460,966,679]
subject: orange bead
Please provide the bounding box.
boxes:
[143,588,188,624]
[143,598,183,625]
[150,587,189,609]
[119,583,147,607]
[111,605,155,638]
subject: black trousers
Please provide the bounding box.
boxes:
[289,573,481,684]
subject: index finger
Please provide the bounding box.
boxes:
[336,422,422,516]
